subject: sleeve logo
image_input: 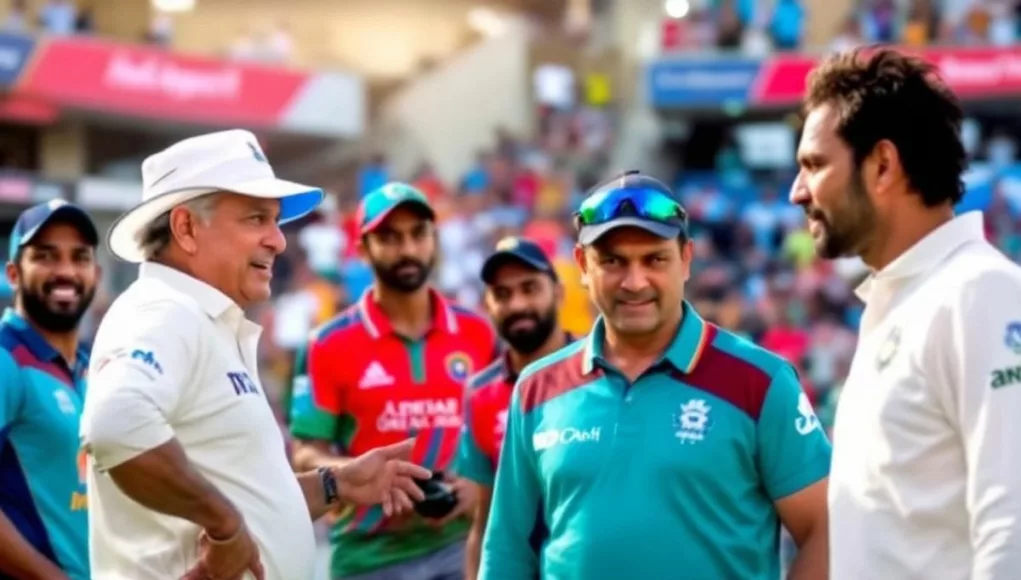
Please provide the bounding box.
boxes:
[1005,321,1021,355]
[795,393,821,435]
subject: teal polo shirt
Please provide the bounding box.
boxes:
[0,309,89,579]
[479,303,831,580]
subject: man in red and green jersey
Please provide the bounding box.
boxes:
[290,182,497,580]
[457,237,575,579]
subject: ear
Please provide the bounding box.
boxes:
[357,234,370,261]
[869,139,901,197]
[680,239,694,282]
[169,206,200,255]
[573,244,589,287]
[553,280,566,305]
[6,261,18,288]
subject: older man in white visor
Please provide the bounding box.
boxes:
[81,130,431,580]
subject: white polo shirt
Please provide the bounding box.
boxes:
[830,212,1021,580]
[80,263,316,580]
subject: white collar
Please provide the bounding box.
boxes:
[855,211,985,302]
[139,262,241,322]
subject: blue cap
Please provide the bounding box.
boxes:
[9,200,99,262]
[481,237,557,284]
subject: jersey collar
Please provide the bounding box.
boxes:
[503,332,575,382]
[140,262,238,321]
[356,287,458,339]
[855,211,985,303]
[1,308,89,375]
[582,301,711,375]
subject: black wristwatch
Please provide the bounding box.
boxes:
[319,466,340,505]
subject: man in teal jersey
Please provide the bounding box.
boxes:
[0,200,100,580]
[480,171,831,580]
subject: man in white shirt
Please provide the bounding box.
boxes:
[792,48,1021,580]
[80,130,431,580]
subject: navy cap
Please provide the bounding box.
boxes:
[9,200,99,262]
[481,237,557,285]
[576,170,687,246]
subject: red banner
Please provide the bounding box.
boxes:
[754,46,1021,105]
[15,37,310,127]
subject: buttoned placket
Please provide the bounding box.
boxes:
[220,308,263,380]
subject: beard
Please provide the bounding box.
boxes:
[498,305,558,355]
[19,279,95,333]
[807,171,879,260]
[371,256,435,293]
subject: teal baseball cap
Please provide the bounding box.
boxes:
[357,182,435,234]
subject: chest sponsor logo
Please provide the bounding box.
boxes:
[876,326,901,371]
[53,389,76,415]
[131,349,163,374]
[376,397,461,432]
[532,426,601,451]
[991,365,1021,389]
[227,371,260,396]
[359,361,395,389]
[446,352,473,383]
[795,392,821,435]
[1005,321,1021,355]
[674,398,712,444]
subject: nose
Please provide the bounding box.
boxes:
[52,257,81,279]
[263,223,287,255]
[398,236,420,259]
[789,172,810,205]
[619,263,651,294]
[505,291,531,314]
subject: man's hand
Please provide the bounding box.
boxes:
[334,439,432,517]
[181,522,264,580]
[430,476,478,527]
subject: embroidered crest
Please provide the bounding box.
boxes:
[674,399,712,444]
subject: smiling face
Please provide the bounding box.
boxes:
[7,222,99,333]
[576,227,692,338]
[180,193,287,307]
[483,261,561,355]
[793,102,880,260]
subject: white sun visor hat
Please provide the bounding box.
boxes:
[107,129,324,263]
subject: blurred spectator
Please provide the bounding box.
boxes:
[74,4,93,34]
[4,0,29,32]
[357,153,389,199]
[830,16,865,52]
[299,212,344,280]
[263,21,294,63]
[39,0,77,35]
[145,12,174,46]
[861,0,899,44]
[902,0,939,46]
[412,163,448,202]
[769,0,805,50]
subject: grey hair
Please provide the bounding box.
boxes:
[137,192,220,261]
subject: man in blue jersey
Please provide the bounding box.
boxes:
[0,200,99,580]
[480,171,831,580]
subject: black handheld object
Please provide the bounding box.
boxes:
[413,471,458,519]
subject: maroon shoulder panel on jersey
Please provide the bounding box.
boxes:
[518,348,602,414]
[672,332,772,421]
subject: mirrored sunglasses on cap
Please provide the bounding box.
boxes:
[575,185,687,227]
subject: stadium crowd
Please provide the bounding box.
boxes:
[661,0,1021,54]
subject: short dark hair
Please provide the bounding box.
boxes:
[803,47,966,207]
